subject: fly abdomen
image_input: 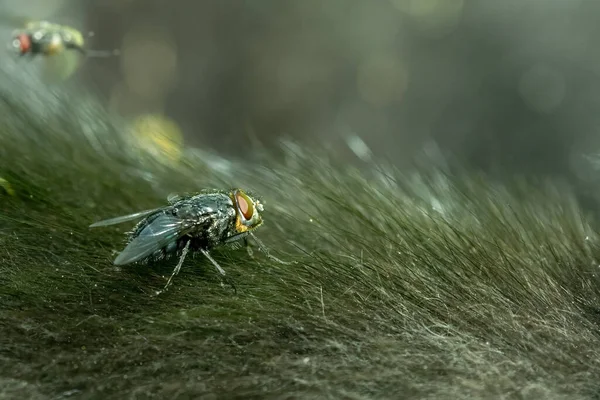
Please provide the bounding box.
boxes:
[145,236,191,263]
[114,211,183,265]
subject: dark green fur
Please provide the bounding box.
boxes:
[0,70,600,399]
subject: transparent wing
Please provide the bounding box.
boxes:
[89,208,160,228]
[167,193,181,204]
[113,214,193,265]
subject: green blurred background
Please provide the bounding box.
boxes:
[3,0,600,179]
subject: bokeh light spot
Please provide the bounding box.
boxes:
[130,114,184,164]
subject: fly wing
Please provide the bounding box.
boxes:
[113,214,194,265]
[167,193,181,204]
[89,208,160,228]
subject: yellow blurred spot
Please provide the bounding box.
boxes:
[130,114,184,164]
[357,54,409,107]
[0,178,15,196]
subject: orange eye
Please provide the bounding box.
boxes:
[17,34,31,54]
[235,191,254,221]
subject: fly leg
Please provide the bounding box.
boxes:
[200,249,237,294]
[200,248,226,275]
[250,232,295,265]
[243,237,254,258]
[155,240,190,296]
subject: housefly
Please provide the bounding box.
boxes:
[90,189,292,295]
[10,20,119,58]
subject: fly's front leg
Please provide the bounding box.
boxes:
[223,232,253,258]
[250,232,295,265]
[243,237,254,258]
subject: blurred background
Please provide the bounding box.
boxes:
[2,0,600,184]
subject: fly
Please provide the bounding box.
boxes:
[90,189,292,295]
[10,20,119,58]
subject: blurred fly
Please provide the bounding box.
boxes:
[10,20,119,58]
[90,189,292,295]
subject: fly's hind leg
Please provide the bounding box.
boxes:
[155,240,190,296]
[200,249,237,294]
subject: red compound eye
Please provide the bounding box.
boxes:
[236,191,254,221]
[16,34,31,54]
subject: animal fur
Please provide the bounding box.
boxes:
[0,69,599,400]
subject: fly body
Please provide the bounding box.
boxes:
[90,189,291,294]
[10,20,119,58]
[118,191,238,265]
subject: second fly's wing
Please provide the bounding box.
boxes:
[89,208,160,228]
[113,214,194,265]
